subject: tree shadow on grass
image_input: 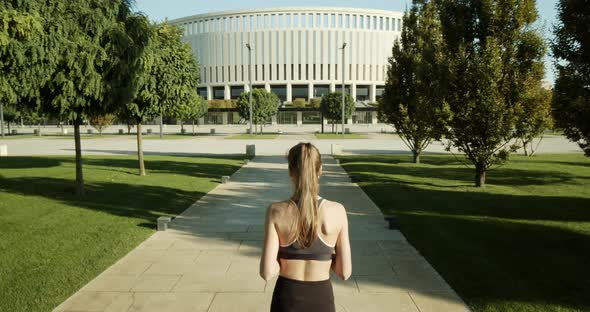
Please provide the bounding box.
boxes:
[0,156,63,169]
[339,156,590,310]
[394,206,590,311]
[0,176,206,222]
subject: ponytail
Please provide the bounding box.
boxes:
[287,142,322,248]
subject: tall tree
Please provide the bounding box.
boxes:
[439,0,546,186]
[124,21,201,175]
[552,0,590,156]
[319,92,355,134]
[236,89,279,134]
[0,2,45,138]
[379,0,449,163]
[34,0,146,195]
[514,86,553,156]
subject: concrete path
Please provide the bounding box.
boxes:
[55,155,470,312]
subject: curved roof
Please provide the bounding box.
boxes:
[169,7,402,24]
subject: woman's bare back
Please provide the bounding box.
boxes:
[268,198,350,281]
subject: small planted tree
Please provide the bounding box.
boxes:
[514,86,553,156]
[89,114,116,135]
[236,89,279,134]
[379,0,449,163]
[171,94,207,135]
[320,92,355,134]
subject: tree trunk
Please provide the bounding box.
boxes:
[332,122,334,134]
[412,150,420,164]
[475,162,486,187]
[136,121,146,176]
[127,122,131,134]
[192,120,195,135]
[73,118,84,195]
[8,122,11,135]
[321,113,324,134]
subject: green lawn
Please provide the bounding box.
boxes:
[224,133,278,139]
[314,133,367,139]
[0,155,243,312]
[337,154,590,312]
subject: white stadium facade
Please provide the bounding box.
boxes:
[170,7,403,125]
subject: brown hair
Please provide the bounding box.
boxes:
[287,142,322,248]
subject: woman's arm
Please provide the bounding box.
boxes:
[331,204,352,280]
[259,204,280,281]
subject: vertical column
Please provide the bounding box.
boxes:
[329,83,336,93]
[222,112,228,125]
[265,83,271,92]
[224,85,230,100]
[206,85,212,100]
[370,84,377,102]
[308,82,314,100]
[296,111,303,126]
[371,111,378,124]
[287,82,292,102]
[351,83,357,101]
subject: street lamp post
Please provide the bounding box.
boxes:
[246,43,253,135]
[340,43,347,137]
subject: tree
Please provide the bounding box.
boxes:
[31,0,147,195]
[379,0,449,163]
[514,86,553,156]
[0,2,45,138]
[439,0,546,187]
[171,94,207,135]
[236,89,279,134]
[89,114,116,135]
[552,0,590,156]
[319,92,355,134]
[124,21,201,175]
[2,103,20,134]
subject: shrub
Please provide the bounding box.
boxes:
[293,98,307,108]
[310,98,321,108]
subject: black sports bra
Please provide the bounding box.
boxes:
[278,198,336,261]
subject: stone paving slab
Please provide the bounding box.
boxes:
[55,155,471,312]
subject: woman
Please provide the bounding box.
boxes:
[260,142,352,312]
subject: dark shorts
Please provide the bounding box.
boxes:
[271,275,335,312]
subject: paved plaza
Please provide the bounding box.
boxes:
[1,125,582,156]
[54,155,470,312]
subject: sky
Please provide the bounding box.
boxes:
[133,0,559,83]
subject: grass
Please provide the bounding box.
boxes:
[314,133,367,139]
[336,153,590,312]
[224,133,279,139]
[0,155,243,312]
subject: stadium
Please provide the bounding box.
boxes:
[170,7,403,125]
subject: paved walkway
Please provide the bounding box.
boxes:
[55,155,470,312]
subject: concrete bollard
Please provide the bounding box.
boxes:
[246,144,256,157]
[345,128,351,134]
[157,216,172,231]
[87,129,93,134]
[221,176,230,184]
[0,145,7,157]
[118,129,124,134]
[331,144,342,156]
[210,128,216,134]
